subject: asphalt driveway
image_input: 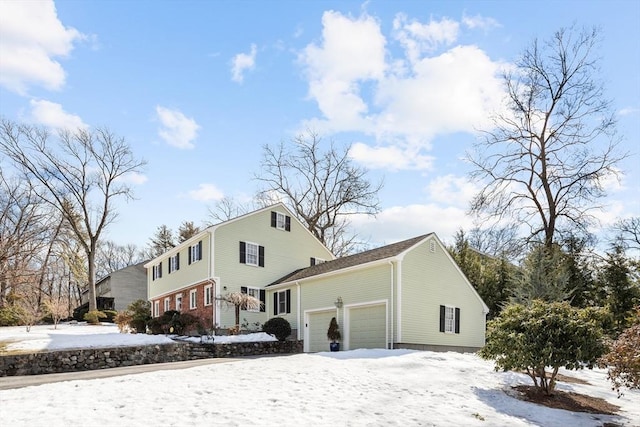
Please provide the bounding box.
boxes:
[0,357,242,390]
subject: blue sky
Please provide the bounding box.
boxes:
[1,0,638,250]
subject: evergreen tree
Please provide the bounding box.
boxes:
[511,243,571,304]
[177,221,200,243]
[599,244,640,336]
[148,225,175,258]
[561,235,599,308]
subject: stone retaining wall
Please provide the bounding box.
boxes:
[0,340,303,377]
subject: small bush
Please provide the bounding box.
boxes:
[127,300,151,333]
[0,306,21,326]
[84,310,107,325]
[72,305,89,322]
[599,312,640,396]
[102,310,118,323]
[147,311,201,335]
[114,310,133,333]
[263,317,292,341]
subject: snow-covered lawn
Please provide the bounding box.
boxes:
[1,324,638,426]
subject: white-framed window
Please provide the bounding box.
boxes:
[204,284,212,306]
[246,242,259,266]
[176,295,183,312]
[240,241,264,267]
[440,305,459,334]
[189,289,197,310]
[273,289,291,315]
[154,300,160,317]
[246,287,260,312]
[169,253,180,273]
[271,211,290,231]
[164,297,170,312]
[189,241,202,264]
[152,263,162,280]
[444,306,455,333]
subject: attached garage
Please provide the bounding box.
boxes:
[305,309,337,352]
[347,303,387,350]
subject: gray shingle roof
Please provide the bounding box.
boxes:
[268,233,433,286]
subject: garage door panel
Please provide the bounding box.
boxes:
[307,310,335,352]
[349,304,386,350]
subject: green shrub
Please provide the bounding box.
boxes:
[147,311,201,335]
[101,310,117,323]
[480,300,607,395]
[0,306,20,326]
[127,300,151,333]
[84,310,107,325]
[72,305,89,322]
[263,317,292,341]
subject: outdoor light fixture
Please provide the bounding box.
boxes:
[334,296,343,308]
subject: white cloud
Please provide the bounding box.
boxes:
[351,203,474,246]
[29,99,87,130]
[0,0,83,94]
[461,13,500,31]
[118,172,148,185]
[426,174,478,207]
[298,11,506,172]
[155,106,200,149]
[188,183,224,202]
[349,142,433,171]
[231,44,257,83]
[299,11,386,128]
[618,107,640,116]
[393,14,459,62]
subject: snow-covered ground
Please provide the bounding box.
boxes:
[1,324,638,426]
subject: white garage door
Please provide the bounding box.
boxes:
[348,304,386,350]
[307,310,337,352]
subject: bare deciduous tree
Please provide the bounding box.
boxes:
[468,26,626,249]
[257,131,382,256]
[613,217,640,251]
[0,119,146,311]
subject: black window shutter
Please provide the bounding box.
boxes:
[188,247,192,265]
[273,293,278,315]
[310,257,316,266]
[271,211,276,228]
[176,253,180,270]
[455,308,460,334]
[159,262,162,278]
[260,289,266,312]
[240,286,247,310]
[239,241,246,263]
[152,267,156,281]
[258,245,265,267]
[197,241,203,260]
[285,216,291,231]
[439,305,445,332]
[285,289,291,313]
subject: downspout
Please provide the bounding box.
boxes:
[388,260,394,350]
[296,281,301,340]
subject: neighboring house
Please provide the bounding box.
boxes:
[145,204,489,352]
[144,203,334,335]
[80,261,147,312]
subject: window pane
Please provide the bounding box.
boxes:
[246,243,258,265]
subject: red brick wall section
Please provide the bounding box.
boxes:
[152,281,215,330]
